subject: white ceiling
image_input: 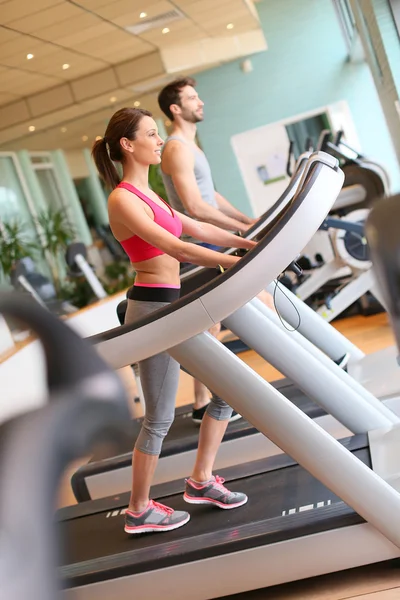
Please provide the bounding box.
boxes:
[0,0,266,151]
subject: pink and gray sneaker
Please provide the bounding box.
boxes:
[124,500,190,534]
[184,475,248,509]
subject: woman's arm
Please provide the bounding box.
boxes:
[177,211,256,250]
[109,190,242,269]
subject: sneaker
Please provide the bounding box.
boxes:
[192,403,242,424]
[124,500,190,534]
[184,476,248,510]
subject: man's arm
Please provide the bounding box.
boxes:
[214,191,256,225]
[162,141,249,234]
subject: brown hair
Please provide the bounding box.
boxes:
[91,107,152,190]
[157,77,196,121]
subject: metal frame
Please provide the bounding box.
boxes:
[233,298,397,425]
[63,330,400,600]
[266,279,364,361]
[170,333,400,547]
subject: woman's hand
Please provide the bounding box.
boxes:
[241,238,257,250]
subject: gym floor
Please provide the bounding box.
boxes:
[58,312,400,599]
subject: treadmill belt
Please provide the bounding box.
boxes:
[60,439,369,589]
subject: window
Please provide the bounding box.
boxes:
[388,0,400,38]
[332,0,357,51]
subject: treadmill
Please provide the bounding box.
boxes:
[71,155,397,503]
[56,167,400,599]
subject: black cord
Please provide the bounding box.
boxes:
[273,277,302,332]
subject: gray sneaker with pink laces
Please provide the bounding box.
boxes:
[184,475,248,509]
[124,500,190,534]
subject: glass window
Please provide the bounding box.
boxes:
[35,168,65,213]
[389,0,400,38]
[0,155,38,240]
[332,0,357,51]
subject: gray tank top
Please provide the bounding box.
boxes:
[161,135,218,242]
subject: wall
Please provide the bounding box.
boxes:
[65,149,90,180]
[194,0,400,214]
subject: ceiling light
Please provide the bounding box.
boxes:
[162,27,170,34]
[61,127,67,133]
[28,125,35,132]
[165,120,171,127]
[62,63,70,70]
[139,12,147,18]
[134,100,141,107]
[82,135,88,142]
[227,23,234,29]
[110,96,117,103]
[27,53,34,60]
[95,136,102,141]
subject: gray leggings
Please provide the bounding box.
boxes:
[125,299,233,455]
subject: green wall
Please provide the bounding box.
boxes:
[194,0,400,213]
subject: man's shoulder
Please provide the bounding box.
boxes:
[163,138,193,165]
[164,137,188,152]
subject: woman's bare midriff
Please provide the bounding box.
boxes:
[131,254,181,287]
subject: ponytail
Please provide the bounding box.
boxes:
[91,138,121,190]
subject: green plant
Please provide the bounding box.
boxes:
[101,261,134,295]
[149,164,168,201]
[0,219,38,280]
[58,277,97,309]
[36,207,76,294]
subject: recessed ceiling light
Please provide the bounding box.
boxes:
[61,127,67,133]
[162,27,170,34]
[110,96,117,103]
[62,63,70,70]
[27,53,34,60]
[28,125,35,132]
[165,119,171,127]
[82,135,88,142]
[95,136,102,141]
[227,23,234,29]
[139,12,147,18]
[134,100,141,107]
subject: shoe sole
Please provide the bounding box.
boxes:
[124,514,190,534]
[192,413,243,425]
[183,493,248,510]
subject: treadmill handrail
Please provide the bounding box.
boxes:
[89,158,344,369]
[179,150,313,280]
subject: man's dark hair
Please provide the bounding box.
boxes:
[158,77,196,121]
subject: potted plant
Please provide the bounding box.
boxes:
[0,219,38,282]
[36,207,76,295]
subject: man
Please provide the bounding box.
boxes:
[158,77,256,242]
[158,77,267,423]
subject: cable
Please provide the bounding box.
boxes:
[273,277,302,332]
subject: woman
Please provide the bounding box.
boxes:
[92,107,255,535]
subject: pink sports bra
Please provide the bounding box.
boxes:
[117,182,183,263]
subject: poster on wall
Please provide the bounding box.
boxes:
[231,122,290,216]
